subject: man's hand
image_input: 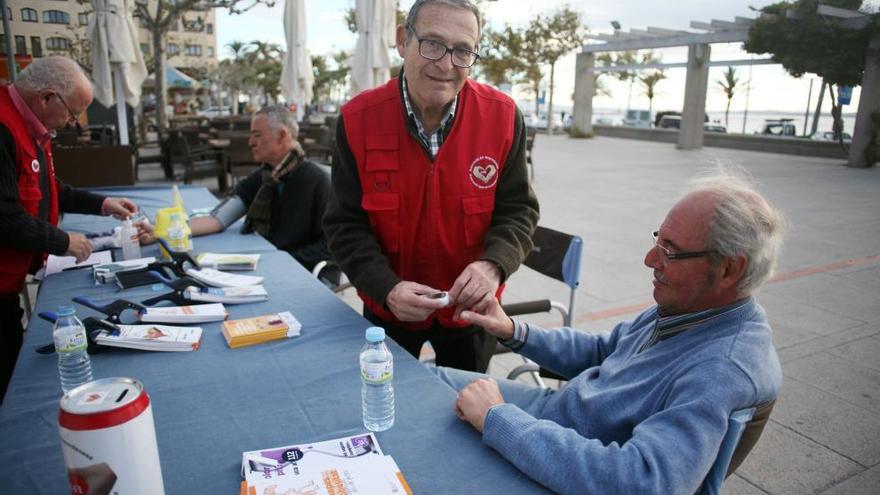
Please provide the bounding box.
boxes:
[458,297,515,340]
[448,260,501,320]
[386,281,449,322]
[100,197,138,219]
[456,378,505,433]
[65,233,92,262]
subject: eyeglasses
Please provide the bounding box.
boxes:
[406,25,480,68]
[651,231,714,261]
[54,93,80,123]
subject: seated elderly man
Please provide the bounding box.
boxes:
[184,105,331,272]
[438,174,784,494]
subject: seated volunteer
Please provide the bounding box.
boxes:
[439,174,785,494]
[186,105,331,272]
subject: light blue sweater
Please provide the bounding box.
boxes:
[482,298,781,494]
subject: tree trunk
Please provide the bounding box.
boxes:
[533,81,540,121]
[810,80,826,137]
[827,84,848,154]
[547,62,555,136]
[725,98,731,129]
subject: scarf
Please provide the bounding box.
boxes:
[242,141,305,237]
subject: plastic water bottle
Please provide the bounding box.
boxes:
[166,212,192,253]
[120,217,142,260]
[360,327,394,431]
[53,306,93,393]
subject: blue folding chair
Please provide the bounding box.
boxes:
[500,226,583,386]
[698,400,776,495]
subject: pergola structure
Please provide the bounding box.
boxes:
[571,16,759,150]
[570,6,879,167]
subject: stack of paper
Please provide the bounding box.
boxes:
[92,257,157,284]
[196,252,260,271]
[185,286,268,304]
[186,267,264,288]
[140,303,228,324]
[95,324,202,352]
[221,311,301,349]
[240,433,410,495]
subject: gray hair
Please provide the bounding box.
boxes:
[405,0,482,43]
[15,56,89,98]
[256,105,299,141]
[688,173,786,296]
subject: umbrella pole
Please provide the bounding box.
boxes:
[113,64,130,146]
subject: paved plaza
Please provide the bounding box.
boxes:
[142,132,880,494]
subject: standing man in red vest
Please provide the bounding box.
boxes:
[325,0,539,372]
[0,56,139,402]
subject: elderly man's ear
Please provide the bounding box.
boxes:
[717,255,748,291]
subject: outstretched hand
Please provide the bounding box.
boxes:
[458,296,514,341]
[101,197,138,219]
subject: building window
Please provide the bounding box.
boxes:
[78,13,89,25]
[43,10,70,24]
[31,36,43,57]
[185,45,202,57]
[46,37,71,51]
[140,43,150,55]
[167,43,179,55]
[206,23,213,35]
[15,36,26,56]
[21,8,38,22]
[169,20,178,32]
[207,46,214,57]
[0,35,5,55]
[138,17,148,28]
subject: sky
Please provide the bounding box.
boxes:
[215,0,876,116]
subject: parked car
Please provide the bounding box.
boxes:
[623,109,651,127]
[812,131,852,143]
[658,115,727,133]
[760,119,797,137]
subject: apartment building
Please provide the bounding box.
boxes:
[1,0,217,74]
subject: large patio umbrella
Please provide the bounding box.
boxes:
[87,0,147,145]
[350,0,396,95]
[280,0,313,121]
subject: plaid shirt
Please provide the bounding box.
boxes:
[402,76,458,160]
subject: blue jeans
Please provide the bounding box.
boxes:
[430,366,556,417]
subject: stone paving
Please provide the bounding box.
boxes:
[142,132,880,494]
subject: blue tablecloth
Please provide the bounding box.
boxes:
[0,187,548,494]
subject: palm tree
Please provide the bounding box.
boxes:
[639,70,666,118]
[716,66,739,129]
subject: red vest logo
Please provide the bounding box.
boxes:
[469,156,499,189]
[30,159,40,173]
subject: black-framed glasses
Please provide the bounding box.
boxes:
[406,25,480,68]
[652,231,714,261]
[54,93,80,123]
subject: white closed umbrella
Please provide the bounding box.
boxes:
[350,0,396,95]
[280,0,313,121]
[87,0,147,145]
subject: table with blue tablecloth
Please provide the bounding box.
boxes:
[0,186,548,494]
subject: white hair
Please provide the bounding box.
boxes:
[687,172,786,296]
[256,105,299,140]
[15,56,89,98]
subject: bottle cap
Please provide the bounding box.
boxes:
[365,326,385,343]
[57,305,76,317]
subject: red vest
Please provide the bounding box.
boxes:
[0,85,60,293]
[342,78,515,329]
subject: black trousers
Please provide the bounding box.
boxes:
[364,308,497,373]
[0,296,24,405]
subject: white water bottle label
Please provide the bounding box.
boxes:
[360,360,393,384]
[54,328,87,353]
